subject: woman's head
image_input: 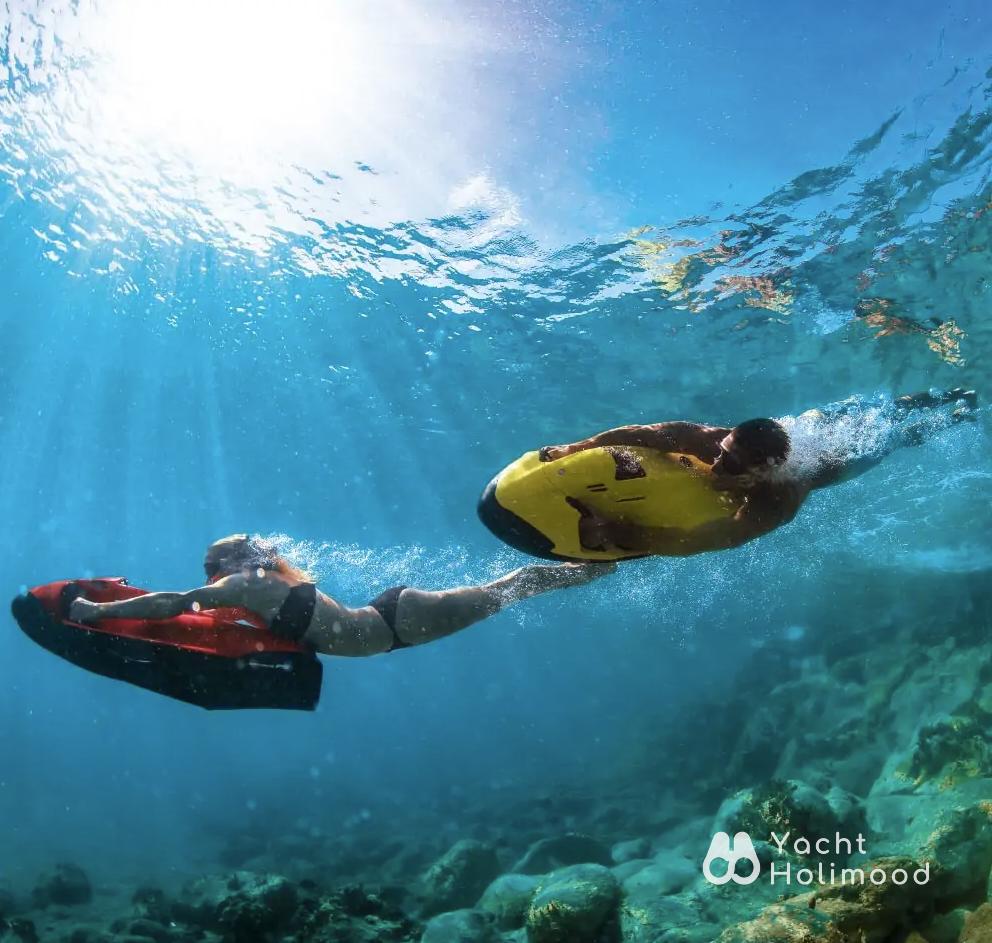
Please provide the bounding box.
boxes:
[203,534,309,582]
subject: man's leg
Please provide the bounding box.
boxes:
[893,388,977,446]
[808,389,976,488]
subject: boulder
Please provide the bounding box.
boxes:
[619,892,713,943]
[420,908,499,943]
[621,854,696,900]
[297,893,415,943]
[421,841,501,917]
[717,856,934,943]
[960,904,992,943]
[916,908,967,943]
[713,779,865,857]
[921,804,992,903]
[916,802,992,909]
[0,918,37,943]
[611,838,651,865]
[525,863,620,943]
[611,858,652,882]
[123,919,171,943]
[512,834,612,875]
[477,873,539,930]
[31,863,92,907]
[174,871,297,935]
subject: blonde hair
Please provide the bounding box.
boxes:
[204,534,311,582]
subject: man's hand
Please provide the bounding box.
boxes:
[566,498,623,552]
[539,444,571,462]
[568,497,685,554]
[69,597,103,624]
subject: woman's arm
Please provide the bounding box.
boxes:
[69,576,248,624]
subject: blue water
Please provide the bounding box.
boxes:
[0,0,989,902]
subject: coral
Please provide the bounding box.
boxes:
[902,711,992,789]
[718,857,932,943]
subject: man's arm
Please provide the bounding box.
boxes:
[540,422,727,463]
[806,454,885,490]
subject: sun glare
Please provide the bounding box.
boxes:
[0,0,516,255]
[95,0,391,167]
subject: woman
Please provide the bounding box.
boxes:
[68,535,614,655]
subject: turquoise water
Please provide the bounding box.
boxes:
[0,2,990,939]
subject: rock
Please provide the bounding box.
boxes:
[175,871,297,935]
[125,919,171,943]
[916,908,967,943]
[621,855,697,900]
[31,864,92,908]
[525,863,620,943]
[512,834,612,875]
[421,841,501,917]
[477,874,540,930]
[713,779,864,856]
[960,904,992,943]
[619,892,713,943]
[0,919,37,943]
[717,856,934,943]
[921,805,992,903]
[611,858,652,882]
[131,886,171,924]
[611,838,650,865]
[298,893,416,943]
[420,908,499,943]
[63,930,115,943]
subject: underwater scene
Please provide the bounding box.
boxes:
[1,1,991,941]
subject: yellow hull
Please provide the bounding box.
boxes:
[478,446,738,561]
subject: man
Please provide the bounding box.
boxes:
[537,389,977,557]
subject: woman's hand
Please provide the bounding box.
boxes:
[517,560,617,592]
[69,598,103,624]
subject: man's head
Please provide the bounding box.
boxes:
[713,418,790,477]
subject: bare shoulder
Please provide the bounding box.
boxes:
[195,571,288,608]
[744,479,807,526]
[648,421,727,457]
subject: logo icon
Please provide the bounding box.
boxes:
[702,831,761,885]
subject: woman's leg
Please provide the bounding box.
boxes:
[390,562,615,647]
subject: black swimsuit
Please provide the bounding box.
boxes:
[268,583,317,642]
[369,585,411,650]
[268,582,411,651]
